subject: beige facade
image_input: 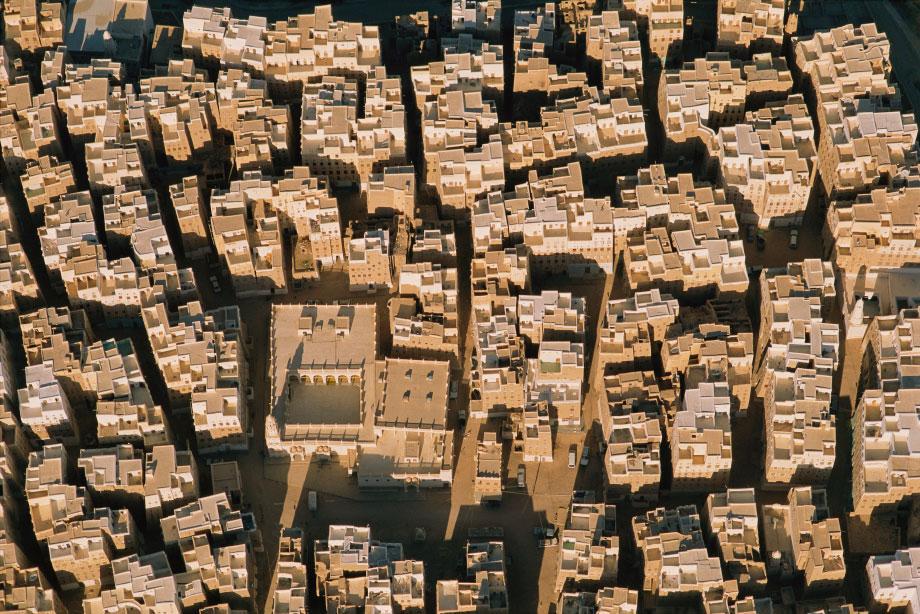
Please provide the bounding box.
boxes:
[632,505,723,600]
[718,94,817,228]
[169,175,211,259]
[518,291,585,345]
[817,97,917,198]
[827,166,920,324]
[706,488,767,591]
[433,133,505,216]
[759,260,838,485]
[25,444,88,541]
[474,431,503,503]
[422,89,498,186]
[368,166,416,218]
[527,341,585,428]
[619,166,748,299]
[451,0,501,39]
[852,310,920,516]
[762,487,845,591]
[555,492,618,593]
[410,41,504,111]
[671,380,732,491]
[501,90,647,179]
[19,156,77,223]
[437,541,508,613]
[867,548,920,613]
[586,11,643,99]
[144,445,198,524]
[716,0,785,56]
[273,528,308,614]
[557,587,639,614]
[211,172,286,297]
[0,194,40,319]
[3,0,64,54]
[301,67,405,189]
[348,228,393,293]
[142,301,248,452]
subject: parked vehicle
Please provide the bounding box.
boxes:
[449,380,459,400]
[580,446,590,467]
[308,491,317,512]
[209,275,222,293]
[568,445,577,469]
[517,465,526,488]
[790,228,799,249]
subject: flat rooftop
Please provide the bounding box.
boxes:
[380,358,450,429]
[287,383,362,425]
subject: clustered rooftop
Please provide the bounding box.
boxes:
[0,0,916,612]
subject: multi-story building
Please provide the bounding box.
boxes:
[816,96,917,198]
[602,411,663,503]
[762,487,845,591]
[716,0,785,56]
[866,548,920,613]
[639,0,684,65]
[852,310,920,517]
[25,444,88,541]
[706,488,767,591]
[18,363,77,445]
[660,314,755,416]
[474,431,503,504]
[169,175,211,259]
[422,89,498,186]
[718,94,817,228]
[85,141,149,197]
[555,491,618,593]
[500,89,647,180]
[620,166,748,300]
[432,133,505,216]
[827,166,920,333]
[451,0,501,39]
[368,166,416,218]
[19,156,77,223]
[475,162,616,277]
[600,290,679,374]
[77,444,144,508]
[519,401,554,462]
[586,11,643,99]
[671,379,732,490]
[142,301,248,453]
[437,541,508,613]
[410,39,504,111]
[759,260,838,485]
[793,23,894,123]
[3,0,64,55]
[273,166,344,268]
[632,505,723,600]
[210,172,286,297]
[348,228,393,293]
[273,528,308,614]
[233,102,293,175]
[0,194,40,320]
[518,291,585,345]
[557,588,639,614]
[301,68,406,189]
[527,341,585,428]
[143,444,198,524]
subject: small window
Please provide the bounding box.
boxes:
[403,390,411,402]
[426,371,434,381]
[426,392,433,403]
